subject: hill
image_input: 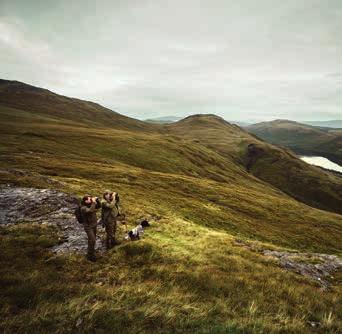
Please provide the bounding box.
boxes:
[167,115,342,214]
[246,119,342,165]
[1,80,340,214]
[0,79,157,132]
[0,81,341,333]
[145,115,182,123]
[303,120,342,128]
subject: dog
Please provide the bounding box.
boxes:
[125,219,150,241]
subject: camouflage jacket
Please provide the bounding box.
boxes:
[81,201,100,226]
[101,200,120,224]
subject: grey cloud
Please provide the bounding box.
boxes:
[0,0,341,121]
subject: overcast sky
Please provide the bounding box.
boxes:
[1,0,341,121]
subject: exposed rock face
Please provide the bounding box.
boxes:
[0,185,105,254]
[234,239,342,290]
[262,250,342,290]
[0,186,76,225]
[0,185,158,254]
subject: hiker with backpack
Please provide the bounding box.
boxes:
[76,195,101,261]
[101,190,121,249]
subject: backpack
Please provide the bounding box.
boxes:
[74,205,84,224]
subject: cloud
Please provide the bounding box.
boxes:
[0,0,341,121]
[0,20,51,62]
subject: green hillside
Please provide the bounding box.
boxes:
[0,80,341,333]
[246,119,342,166]
[166,115,342,214]
[0,79,156,131]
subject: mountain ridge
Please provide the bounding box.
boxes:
[1,79,341,214]
[246,119,342,165]
[0,79,157,132]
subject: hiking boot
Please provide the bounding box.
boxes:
[86,254,97,262]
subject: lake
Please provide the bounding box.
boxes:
[300,156,342,173]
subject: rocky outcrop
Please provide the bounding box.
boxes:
[234,239,342,290]
[0,185,104,254]
[262,250,341,290]
[0,185,159,254]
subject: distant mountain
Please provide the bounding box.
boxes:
[229,120,252,127]
[1,80,341,215]
[0,79,155,132]
[145,115,182,123]
[246,119,342,165]
[302,120,342,128]
[145,115,252,127]
[166,115,342,213]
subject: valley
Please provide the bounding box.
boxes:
[246,119,342,166]
[0,80,341,333]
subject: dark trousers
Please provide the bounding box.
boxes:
[105,220,117,249]
[84,224,97,257]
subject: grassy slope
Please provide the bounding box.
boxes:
[0,84,341,332]
[1,105,341,251]
[1,221,341,334]
[0,79,157,132]
[1,79,341,213]
[246,119,342,165]
[166,115,342,214]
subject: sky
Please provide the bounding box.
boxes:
[0,0,341,121]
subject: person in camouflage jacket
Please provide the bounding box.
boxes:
[101,191,121,249]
